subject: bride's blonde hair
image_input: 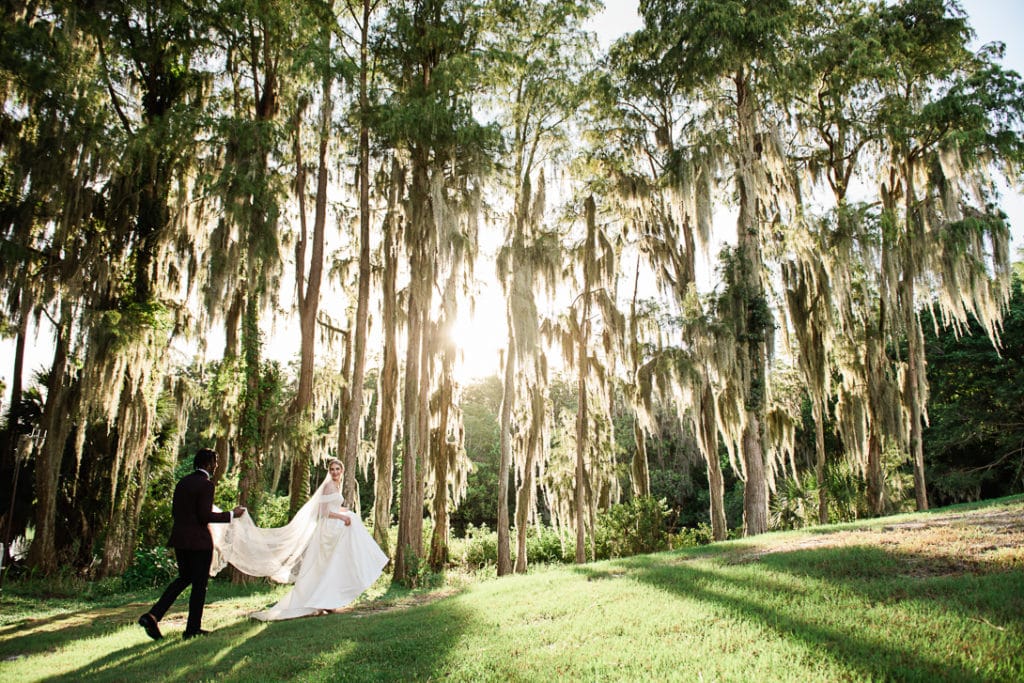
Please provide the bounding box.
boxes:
[326,457,344,471]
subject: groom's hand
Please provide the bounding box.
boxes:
[232,506,247,518]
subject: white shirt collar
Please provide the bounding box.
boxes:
[197,468,212,479]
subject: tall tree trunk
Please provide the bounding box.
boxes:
[866,429,885,515]
[631,420,650,499]
[415,303,433,549]
[394,151,431,584]
[234,28,277,503]
[342,0,375,513]
[429,245,463,571]
[497,333,515,575]
[212,286,242,483]
[335,329,354,492]
[238,291,265,510]
[574,195,597,564]
[1,290,32,555]
[574,344,589,564]
[506,170,545,575]
[629,257,650,499]
[699,384,728,541]
[373,160,402,554]
[905,307,928,511]
[901,282,928,511]
[740,417,768,535]
[813,401,828,525]
[514,386,543,573]
[27,301,75,573]
[395,298,423,581]
[428,396,451,571]
[734,69,769,536]
[289,67,332,515]
[902,166,928,512]
[215,289,244,485]
[8,290,31,414]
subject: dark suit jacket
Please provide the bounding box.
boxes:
[167,470,232,550]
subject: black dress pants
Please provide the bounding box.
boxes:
[149,548,213,635]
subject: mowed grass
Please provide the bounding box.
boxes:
[2,497,1022,682]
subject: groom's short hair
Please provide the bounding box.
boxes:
[194,448,217,472]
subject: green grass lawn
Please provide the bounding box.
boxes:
[2,497,1022,682]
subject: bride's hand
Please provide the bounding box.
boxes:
[330,511,352,526]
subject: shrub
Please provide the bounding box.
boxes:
[460,523,499,569]
[396,540,444,589]
[770,472,817,530]
[595,496,670,559]
[670,523,714,549]
[122,546,177,590]
[255,494,292,529]
[525,525,573,564]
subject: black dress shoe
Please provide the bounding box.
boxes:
[138,613,163,641]
[182,629,211,640]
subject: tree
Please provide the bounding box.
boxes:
[371,157,403,553]
[871,0,1023,510]
[205,0,295,517]
[552,195,624,562]
[1,1,112,571]
[26,0,217,575]
[783,0,893,519]
[488,0,597,575]
[377,0,497,583]
[339,0,383,517]
[639,0,803,535]
[601,23,729,538]
[288,15,337,514]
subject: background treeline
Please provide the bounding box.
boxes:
[2,0,1023,585]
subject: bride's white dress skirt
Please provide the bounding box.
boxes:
[251,510,388,621]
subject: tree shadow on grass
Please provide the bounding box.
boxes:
[0,579,290,660]
[0,603,151,659]
[584,544,1023,682]
[753,544,1024,627]
[46,590,475,682]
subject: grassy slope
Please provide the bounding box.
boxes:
[1,497,1022,682]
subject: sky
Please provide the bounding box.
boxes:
[3,1,1024,400]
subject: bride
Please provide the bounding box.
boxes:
[210,458,388,621]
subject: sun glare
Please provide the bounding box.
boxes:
[451,292,506,385]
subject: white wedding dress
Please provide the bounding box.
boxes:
[210,478,389,621]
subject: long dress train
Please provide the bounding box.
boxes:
[210,479,388,621]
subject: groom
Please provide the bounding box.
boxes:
[138,448,245,641]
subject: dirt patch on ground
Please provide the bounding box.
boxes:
[728,503,1024,576]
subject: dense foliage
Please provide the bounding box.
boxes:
[923,273,1024,505]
